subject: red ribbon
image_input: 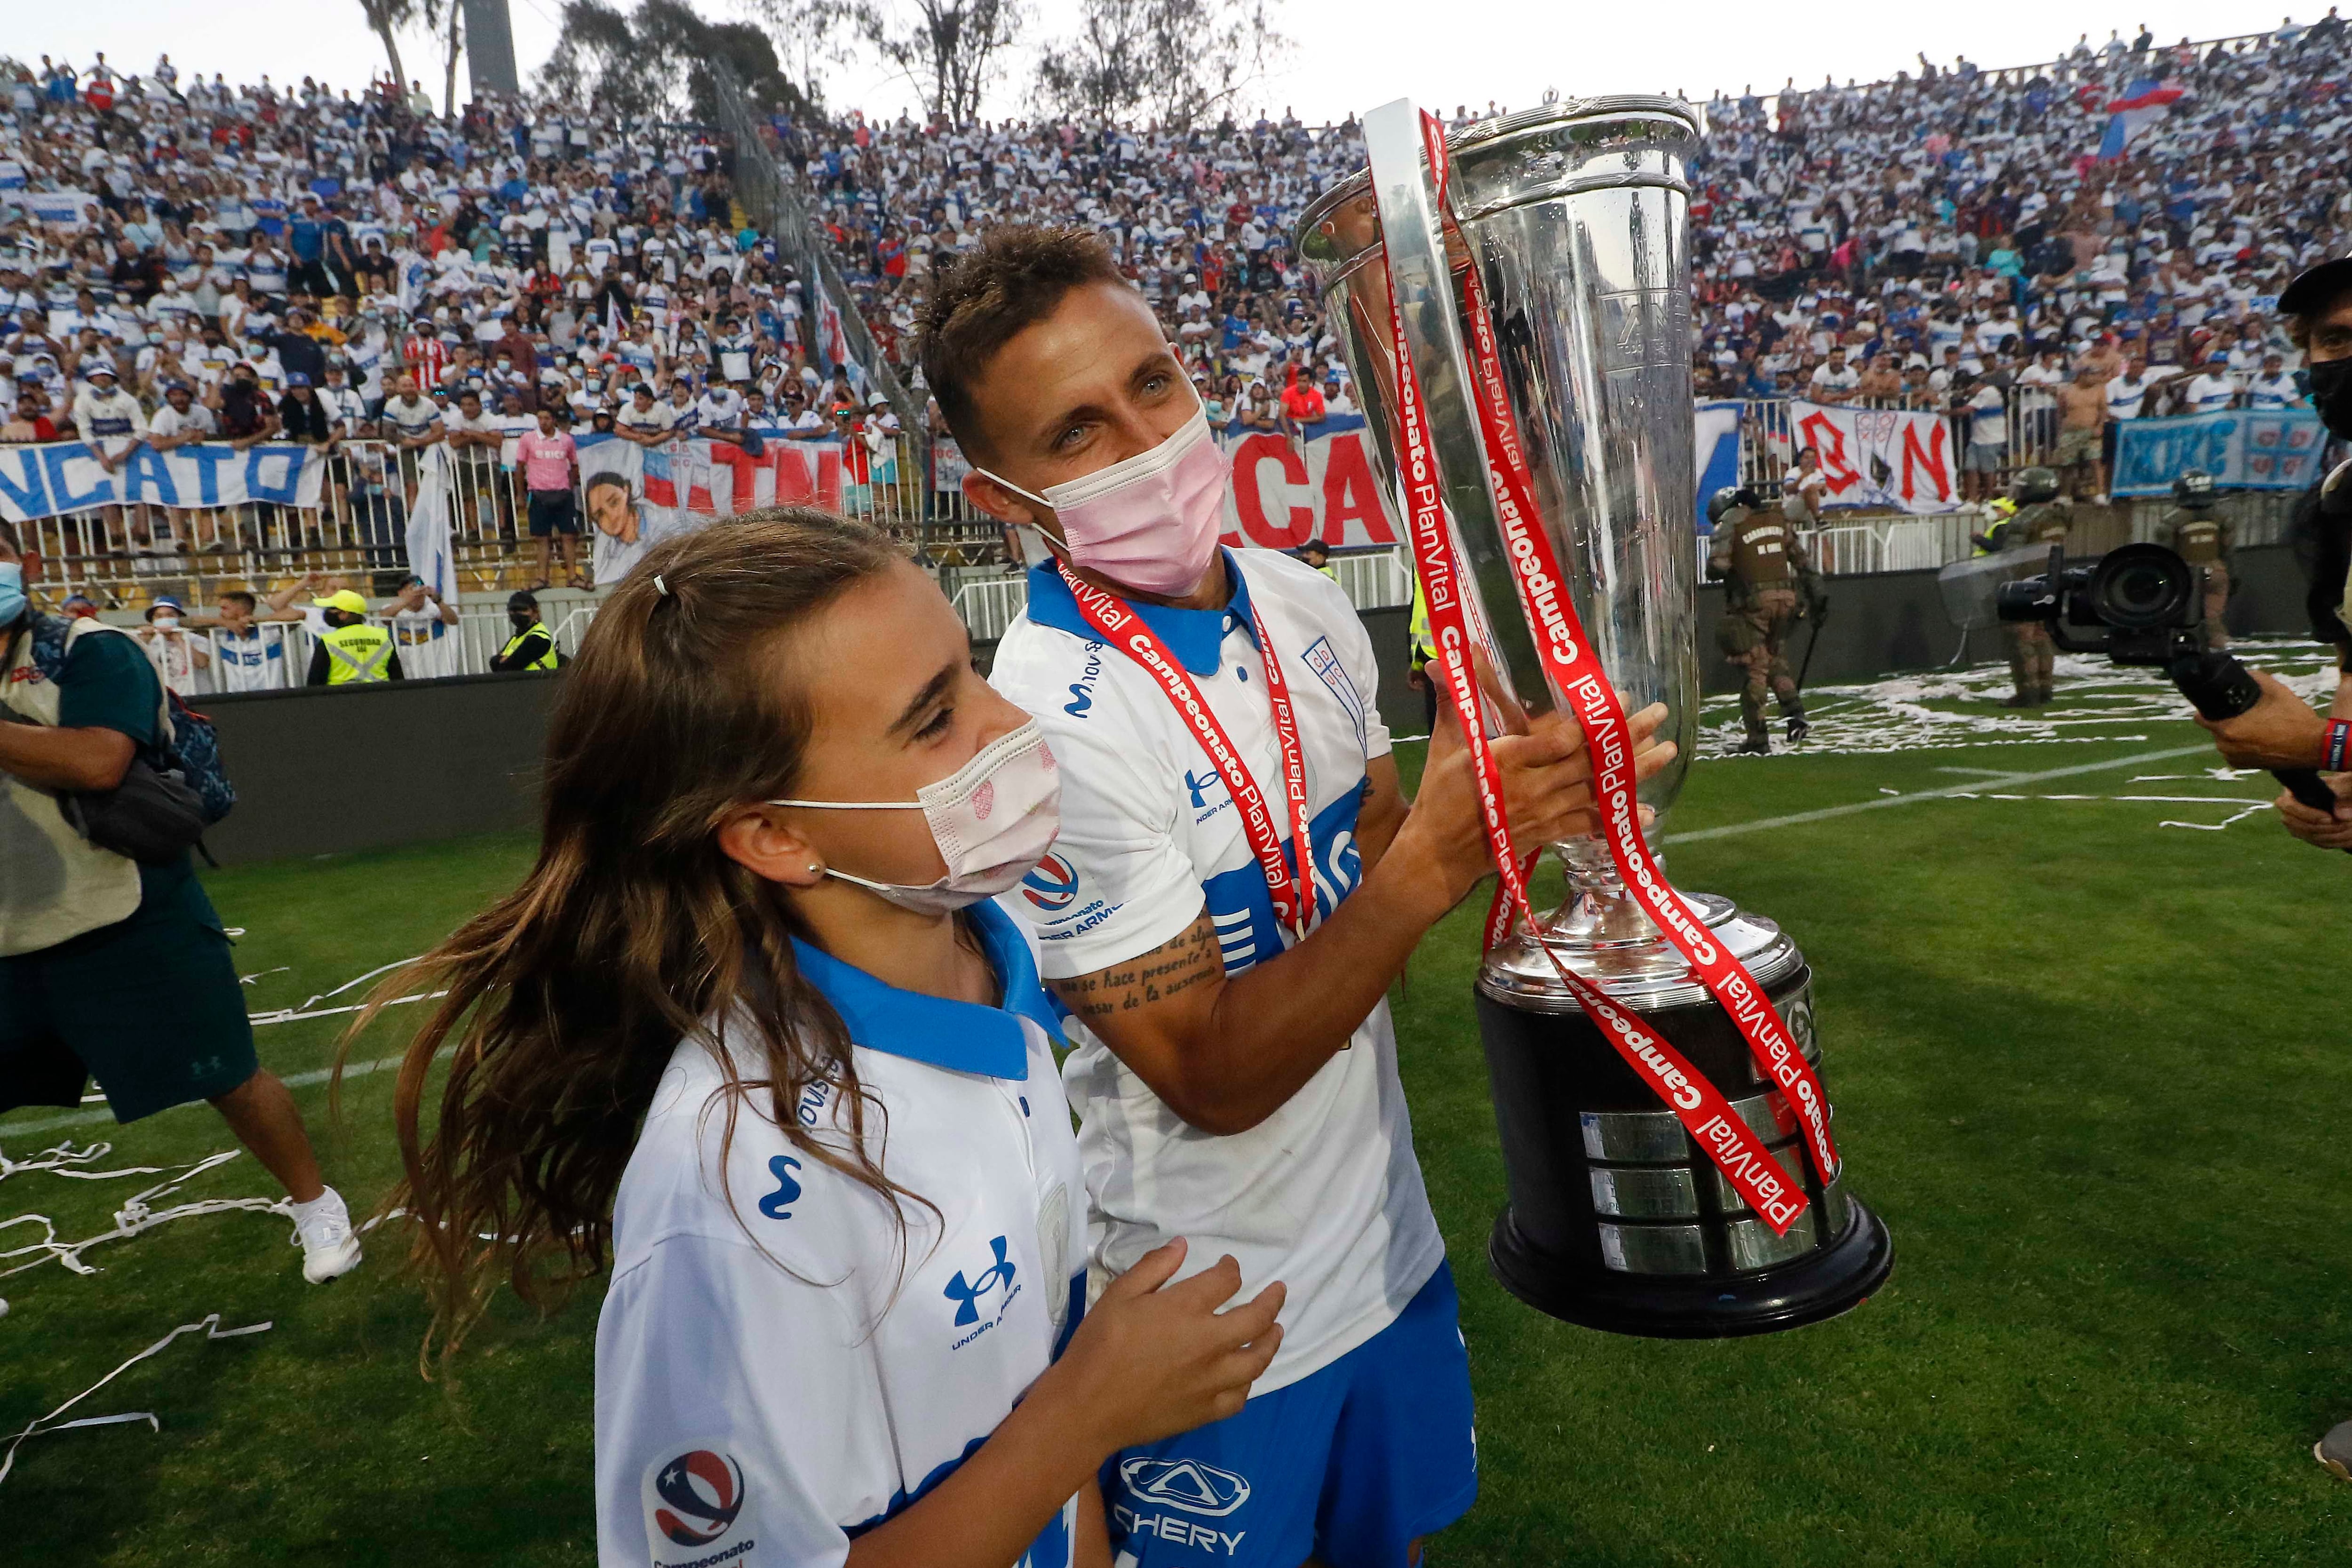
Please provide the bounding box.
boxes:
[1373,111,1824,1233]
[1054,561,1318,942]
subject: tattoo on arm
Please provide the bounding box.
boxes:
[1051,916,1222,1022]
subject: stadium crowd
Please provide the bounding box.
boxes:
[0,13,2345,609]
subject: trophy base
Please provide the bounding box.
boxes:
[1474,886,1892,1339]
[1487,1194,1893,1338]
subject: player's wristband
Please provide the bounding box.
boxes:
[2326,719,2352,775]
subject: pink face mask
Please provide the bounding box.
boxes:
[982,406,1228,597]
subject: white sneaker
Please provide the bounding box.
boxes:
[292,1187,363,1283]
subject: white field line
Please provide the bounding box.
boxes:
[1663,743,2214,845]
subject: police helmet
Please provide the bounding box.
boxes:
[2012,466,2061,504]
[1706,486,1762,526]
[2173,469,2216,506]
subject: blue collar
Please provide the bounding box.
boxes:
[788,901,1053,1081]
[1023,548,1258,676]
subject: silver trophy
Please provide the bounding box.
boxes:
[1299,98,1891,1336]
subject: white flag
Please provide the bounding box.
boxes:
[405,444,459,599]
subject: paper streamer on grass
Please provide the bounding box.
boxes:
[0,1313,273,1487]
[0,1149,293,1281]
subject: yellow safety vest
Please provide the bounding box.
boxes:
[1973,497,2018,556]
[1407,575,1432,672]
[320,621,394,685]
[499,628,559,671]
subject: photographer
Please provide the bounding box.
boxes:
[2198,256,2352,853]
[0,521,359,1284]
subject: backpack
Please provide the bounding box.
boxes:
[31,616,237,845]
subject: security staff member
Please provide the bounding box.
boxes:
[1985,467,2072,708]
[2162,470,2234,650]
[304,588,402,686]
[490,589,559,672]
[1707,485,1826,753]
[1968,491,2019,557]
[1406,572,1436,731]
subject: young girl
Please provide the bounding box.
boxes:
[375,511,1283,1566]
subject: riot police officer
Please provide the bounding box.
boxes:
[1986,467,2073,707]
[2162,470,2234,650]
[1707,486,1826,754]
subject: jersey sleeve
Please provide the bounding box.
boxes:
[998,654,1205,981]
[595,1233,863,1568]
[57,629,162,748]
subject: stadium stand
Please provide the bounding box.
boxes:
[2,21,2346,695]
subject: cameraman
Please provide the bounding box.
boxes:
[0,520,360,1283]
[2198,256,2352,852]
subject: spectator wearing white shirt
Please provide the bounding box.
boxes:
[2182,352,2243,414]
[380,371,445,512]
[2245,353,2305,409]
[1955,372,2010,502]
[612,383,675,447]
[384,574,462,680]
[71,359,150,554]
[1807,346,1860,404]
[133,594,209,698]
[197,589,291,693]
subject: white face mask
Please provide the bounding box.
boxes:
[769,719,1061,915]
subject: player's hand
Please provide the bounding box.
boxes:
[1407,657,1676,907]
[1042,1239,1285,1456]
[2196,670,2328,770]
[2276,773,2352,851]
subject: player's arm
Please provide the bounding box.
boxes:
[1353,753,1407,875]
[1053,694,1677,1135]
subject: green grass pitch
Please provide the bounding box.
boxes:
[2,646,2345,1565]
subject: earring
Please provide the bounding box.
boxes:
[806,863,821,874]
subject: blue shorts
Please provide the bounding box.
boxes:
[1105,1260,1476,1568]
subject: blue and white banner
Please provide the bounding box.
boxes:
[2110,410,2332,497]
[1695,401,1743,532]
[20,189,96,227]
[0,440,324,523]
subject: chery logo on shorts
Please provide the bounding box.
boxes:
[648,1449,746,1547]
[1021,853,1080,912]
[1119,1457,1252,1516]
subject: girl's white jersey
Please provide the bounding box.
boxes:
[595,902,1087,1568]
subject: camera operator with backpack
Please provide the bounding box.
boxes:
[0,521,362,1285]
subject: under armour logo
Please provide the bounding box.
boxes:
[1185,769,1219,809]
[944,1234,1017,1326]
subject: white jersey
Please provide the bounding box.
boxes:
[208,625,290,692]
[72,384,147,455]
[595,901,1087,1568]
[990,549,1444,1395]
[387,607,460,679]
[140,628,205,697]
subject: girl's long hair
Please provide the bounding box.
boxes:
[342,509,913,1369]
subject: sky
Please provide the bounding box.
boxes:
[20,0,2311,129]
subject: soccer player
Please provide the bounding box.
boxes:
[925,225,1673,1565]
[373,512,1284,1566]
